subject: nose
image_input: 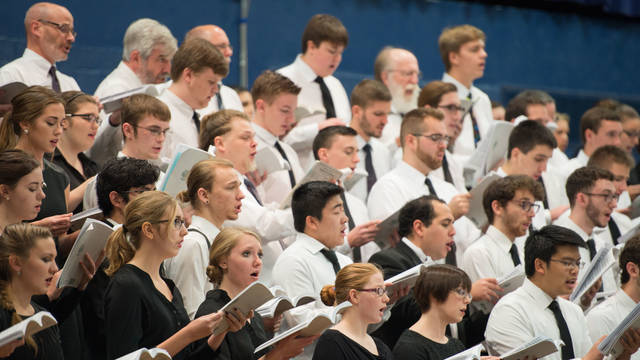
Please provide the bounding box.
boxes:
[480,48,487,59]
[254,255,262,267]
[51,262,59,273]
[38,187,46,200]
[382,292,390,303]
[449,226,456,237]
[353,153,360,165]
[250,138,257,149]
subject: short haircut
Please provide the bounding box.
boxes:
[400,108,444,148]
[565,166,614,207]
[438,25,486,72]
[587,145,634,170]
[397,195,446,238]
[524,225,586,277]
[199,109,249,150]
[414,264,471,313]
[483,175,544,224]
[312,125,357,160]
[618,104,640,121]
[579,106,621,144]
[121,94,170,139]
[251,70,301,106]
[504,90,549,123]
[417,81,458,108]
[96,158,160,216]
[170,38,228,81]
[122,18,177,61]
[350,79,391,109]
[301,14,349,53]
[507,120,557,159]
[620,235,640,284]
[491,100,503,109]
[291,181,343,233]
[373,46,395,82]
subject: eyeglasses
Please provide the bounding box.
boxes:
[438,104,465,113]
[412,133,451,144]
[357,287,387,297]
[214,43,233,52]
[66,113,102,125]
[549,258,585,270]
[453,288,473,301]
[38,19,77,38]
[155,218,186,229]
[135,125,172,137]
[584,192,619,203]
[511,200,541,214]
[389,69,422,79]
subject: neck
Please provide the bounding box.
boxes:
[0,205,22,234]
[168,83,197,110]
[530,275,560,299]
[57,138,83,166]
[8,281,33,314]
[26,43,54,65]
[252,116,271,136]
[121,145,148,161]
[194,209,223,229]
[622,281,640,303]
[568,210,594,236]
[501,162,518,176]
[351,124,370,143]
[583,144,594,157]
[411,310,448,343]
[493,221,516,242]
[15,139,45,166]
[109,210,124,225]
[447,69,473,89]
[128,243,166,281]
[403,154,431,176]
[300,53,321,77]
[219,278,247,300]
[336,307,370,339]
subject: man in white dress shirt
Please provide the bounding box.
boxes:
[438,25,493,159]
[0,3,79,92]
[374,47,421,152]
[485,225,631,360]
[158,38,228,158]
[348,79,393,202]
[278,14,351,170]
[313,125,381,262]
[119,94,171,162]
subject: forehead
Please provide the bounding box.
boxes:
[608,162,630,177]
[328,134,357,150]
[439,91,460,105]
[513,189,534,200]
[268,93,297,108]
[524,144,553,157]
[321,194,342,212]
[209,28,230,44]
[42,103,65,117]
[592,178,615,192]
[32,236,56,254]
[424,116,446,133]
[233,234,261,250]
[47,5,74,23]
[391,52,419,70]
[318,41,344,51]
[431,201,452,220]
[459,39,485,51]
[149,44,172,58]
[229,118,252,133]
[194,67,220,81]
[364,100,391,112]
[365,271,384,286]
[552,244,580,259]
[597,119,623,133]
[526,104,549,119]
[19,168,44,184]
[138,114,169,127]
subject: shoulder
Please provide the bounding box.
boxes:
[277,61,299,78]
[195,289,228,318]
[557,297,587,317]
[108,265,147,291]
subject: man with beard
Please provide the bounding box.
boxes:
[374,47,421,153]
[554,167,618,295]
[348,79,392,202]
[439,25,493,159]
[0,3,79,91]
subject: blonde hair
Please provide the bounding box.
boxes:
[105,191,178,275]
[320,263,381,306]
[206,227,261,286]
[438,25,486,72]
[0,224,53,352]
[198,109,248,150]
[177,158,234,210]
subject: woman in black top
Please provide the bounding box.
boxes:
[104,191,228,360]
[393,265,473,360]
[54,91,100,214]
[313,263,393,360]
[195,227,314,360]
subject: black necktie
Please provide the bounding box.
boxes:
[442,154,454,185]
[340,192,359,262]
[49,66,61,93]
[424,177,438,197]
[537,177,550,210]
[363,144,376,194]
[548,300,575,360]
[273,141,296,187]
[467,92,480,144]
[216,92,224,110]
[314,76,336,119]
[586,238,596,260]
[192,111,201,133]
[243,178,262,206]
[320,248,341,274]
[609,218,621,245]
[445,242,457,266]
[509,243,521,266]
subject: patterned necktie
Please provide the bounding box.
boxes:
[314,76,336,119]
[49,66,61,93]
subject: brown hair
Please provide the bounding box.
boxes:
[206,227,261,286]
[170,38,229,81]
[61,91,97,114]
[250,70,301,106]
[588,145,635,170]
[579,106,621,144]
[414,264,471,313]
[320,263,381,306]
[566,166,615,208]
[620,234,640,284]
[400,107,444,148]
[105,191,178,275]
[350,79,391,109]
[0,86,64,151]
[483,175,545,224]
[438,25,486,72]
[177,158,234,210]
[0,149,41,191]
[121,94,171,139]
[417,81,458,108]
[301,14,349,53]
[198,109,249,150]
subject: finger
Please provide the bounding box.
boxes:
[83,253,97,274]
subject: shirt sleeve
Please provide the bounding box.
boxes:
[484,301,536,356]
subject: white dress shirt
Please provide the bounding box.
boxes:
[94,61,143,99]
[334,191,381,263]
[442,73,493,159]
[485,278,593,360]
[163,215,219,319]
[350,135,392,203]
[223,170,296,285]
[560,149,589,182]
[462,225,524,283]
[379,108,403,153]
[542,170,570,209]
[197,84,244,118]
[0,49,80,91]
[158,88,198,159]
[547,147,570,176]
[432,149,467,193]
[586,289,640,360]
[252,123,305,205]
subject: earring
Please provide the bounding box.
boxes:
[205,201,209,205]
[23,129,28,134]
[3,196,9,201]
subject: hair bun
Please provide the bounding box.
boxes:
[320,284,337,306]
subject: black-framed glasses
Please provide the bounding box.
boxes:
[388,69,423,79]
[453,288,473,301]
[584,192,619,203]
[549,258,584,270]
[38,19,77,37]
[438,104,465,113]
[66,113,102,125]
[155,218,186,229]
[357,287,387,297]
[134,125,172,137]
[511,200,541,214]
[412,133,451,144]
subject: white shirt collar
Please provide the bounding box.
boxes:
[296,232,333,253]
[115,61,143,88]
[293,54,319,82]
[485,225,515,253]
[576,150,589,166]
[189,215,220,239]
[563,216,591,240]
[23,48,54,68]
[522,277,555,310]
[496,166,508,177]
[252,122,278,145]
[401,237,429,262]
[161,87,195,115]
[397,160,429,186]
[443,72,474,98]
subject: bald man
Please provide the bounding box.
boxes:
[0,2,80,91]
[185,25,244,117]
[374,47,420,152]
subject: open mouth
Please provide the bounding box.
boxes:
[446,241,454,252]
[177,240,183,248]
[45,276,53,286]
[250,271,260,280]
[235,203,242,213]
[566,278,577,289]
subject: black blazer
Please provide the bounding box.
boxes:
[369,240,422,279]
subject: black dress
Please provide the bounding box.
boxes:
[195,288,271,360]
[392,330,465,360]
[0,301,64,360]
[52,148,99,214]
[35,159,69,222]
[104,264,216,360]
[312,329,394,360]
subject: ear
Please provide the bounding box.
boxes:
[219,258,228,270]
[306,40,318,53]
[351,105,363,120]
[317,148,329,163]
[448,51,459,68]
[141,222,154,240]
[510,147,522,161]
[347,288,360,304]
[213,136,225,153]
[30,20,43,39]
[584,129,595,143]
[0,184,10,199]
[18,121,30,135]
[196,187,209,205]
[534,258,546,276]
[626,261,639,278]
[8,255,22,275]
[61,117,70,130]
[128,50,141,67]
[412,219,424,237]
[254,98,266,114]
[575,192,588,208]
[109,191,125,210]
[122,122,135,139]
[305,215,319,232]
[490,199,503,218]
[181,67,194,84]
[380,70,390,85]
